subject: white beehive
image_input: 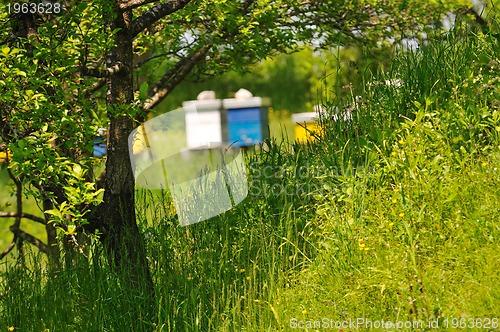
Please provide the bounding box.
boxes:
[182,92,223,149]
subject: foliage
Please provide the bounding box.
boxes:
[153,45,389,114]
[0,0,476,262]
[274,18,500,328]
[0,5,106,260]
[288,0,473,48]
[1,16,499,330]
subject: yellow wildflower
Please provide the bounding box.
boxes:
[358,238,369,250]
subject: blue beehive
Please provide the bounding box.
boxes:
[222,89,270,147]
[93,128,107,157]
[93,137,107,157]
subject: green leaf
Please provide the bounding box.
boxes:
[72,164,83,178]
[67,225,77,235]
[45,208,62,219]
[1,46,10,55]
[13,69,27,77]
[139,81,149,100]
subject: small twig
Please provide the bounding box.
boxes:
[135,51,178,68]
[399,114,413,122]
[70,234,84,254]
[82,78,106,97]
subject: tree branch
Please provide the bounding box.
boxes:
[119,0,157,11]
[135,50,182,68]
[0,237,16,260]
[10,227,48,254]
[0,211,47,225]
[131,0,192,38]
[142,43,211,110]
[82,78,106,97]
[81,62,125,78]
[137,0,259,111]
[7,166,23,228]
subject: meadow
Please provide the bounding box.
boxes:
[1,24,499,331]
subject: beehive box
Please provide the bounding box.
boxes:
[182,99,223,149]
[222,97,270,147]
[292,112,323,143]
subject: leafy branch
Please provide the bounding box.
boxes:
[142,43,211,110]
[131,0,192,37]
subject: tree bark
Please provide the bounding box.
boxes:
[94,3,155,322]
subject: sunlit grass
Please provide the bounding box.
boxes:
[1,21,499,331]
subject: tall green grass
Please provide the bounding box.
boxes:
[270,22,500,330]
[1,21,499,331]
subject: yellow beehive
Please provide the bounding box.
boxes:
[292,112,323,143]
[0,148,12,163]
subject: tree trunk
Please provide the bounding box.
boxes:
[95,4,155,322]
